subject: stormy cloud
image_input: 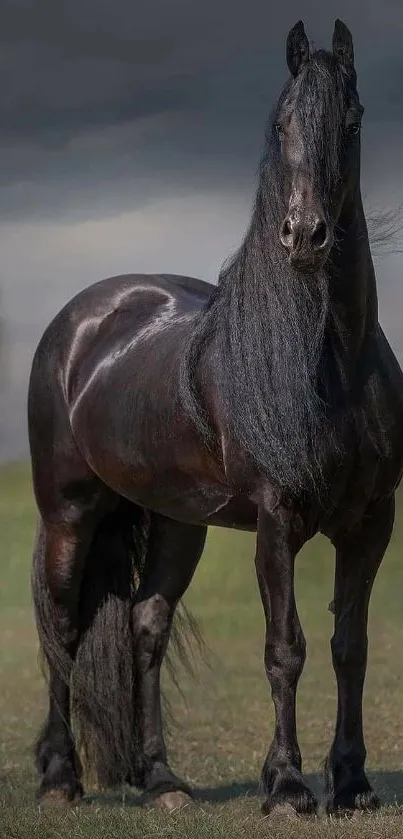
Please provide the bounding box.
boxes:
[0,0,402,459]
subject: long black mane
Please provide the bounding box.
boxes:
[181,52,355,497]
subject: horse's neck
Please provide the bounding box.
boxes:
[327,193,378,364]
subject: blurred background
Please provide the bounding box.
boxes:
[0,0,402,462]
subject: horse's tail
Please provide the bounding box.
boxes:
[73,501,148,788]
[33,499,202,789]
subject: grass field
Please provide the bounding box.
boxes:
[1,463,403,838]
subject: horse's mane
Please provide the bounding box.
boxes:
[180,51,399,499]
[366,207,403,259]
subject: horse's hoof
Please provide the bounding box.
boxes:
[326,788,380,816]
[262,787,317,818]
[268,802,301,820]
[354,790,380,812]
[38,776,84,807]
[39,787,83,807]
[151,791,193,812]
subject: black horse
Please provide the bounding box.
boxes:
[29,20,403,815]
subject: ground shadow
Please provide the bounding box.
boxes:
[195,771,403,807]
[86,770,403,808]
[366,771,403,807]
[193,780,259,803]
[306,771,403,808]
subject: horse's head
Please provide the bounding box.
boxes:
[275,20,363,273]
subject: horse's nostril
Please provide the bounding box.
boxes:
[311,220,327,249]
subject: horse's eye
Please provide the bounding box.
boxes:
[347,123,361,136]
[275,123,285,137]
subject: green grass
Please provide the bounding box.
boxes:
[1,462,403,837]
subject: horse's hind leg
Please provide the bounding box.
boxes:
[132,512,207,811]
[33,485,110,804]
[325,495,395,814]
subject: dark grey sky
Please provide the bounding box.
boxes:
[0,0,402,218]
[0,0,402,459]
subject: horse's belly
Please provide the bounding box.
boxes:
[110,472,258,531]
[204,497,258,530]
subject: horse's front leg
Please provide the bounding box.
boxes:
[255,503,317,816]
[325,495,395,814]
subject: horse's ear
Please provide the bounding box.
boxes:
[332,19,354,69]
[286,20,310,77]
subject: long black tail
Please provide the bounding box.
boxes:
[33,499,203,789]
[73,501,149,788]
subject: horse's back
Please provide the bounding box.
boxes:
[60,272,213,320]
[31,271,213,388]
